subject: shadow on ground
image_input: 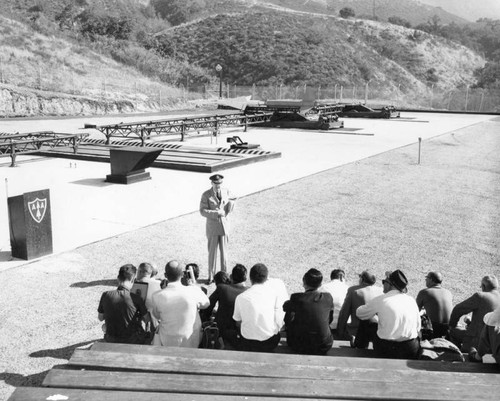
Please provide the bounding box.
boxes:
[70,279,116,288]
[29,340,98,360]
[0,367,59,388]
[70,178,112,187]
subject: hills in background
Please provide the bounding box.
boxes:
[0,0,497,116]
[152,10,483,90]
[417,0,500,22]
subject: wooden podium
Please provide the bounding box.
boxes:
[8,189,53,260]
[106,146,163,184]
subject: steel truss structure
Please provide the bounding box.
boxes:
[85,112,274,145]
[0,131,89,167]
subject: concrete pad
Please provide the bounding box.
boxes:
[0,112,493,271]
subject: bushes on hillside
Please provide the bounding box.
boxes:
[339,7,355,19]
[77,10,133,41]
[152,0,206,26]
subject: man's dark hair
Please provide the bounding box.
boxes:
[186,263,200,280]
[482,275,499,291]
[231,263,247,284]
[118,264,136,282]
[165,260,183,282]
[214,271,230,286]
[331,269,345,280]
[303,268,323,289]
[250,263,268,284]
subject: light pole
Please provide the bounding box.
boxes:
[215,64,223,98]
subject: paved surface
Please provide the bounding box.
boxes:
[0,112,493,272]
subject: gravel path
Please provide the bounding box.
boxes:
[1,117,499,400]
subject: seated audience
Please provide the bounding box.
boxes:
[320,269,348,335]
[152,260,210,347]
[135,262,162,328]
[449,275,500,352]
[98,264,150,344]
[233,263,287,352]
[204,264,248,348]
[416,271,453,339]
[469,306,500,365]
[356,269,421,359]
[337,270,383,348]
[283,268,334,355]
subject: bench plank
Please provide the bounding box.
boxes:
[42,369,500,401]
[90,342,500,374]
[8,387,320,401]
[68,349,500,386]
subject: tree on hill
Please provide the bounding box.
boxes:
[339,7,355,19]
[388,16,411,28]
[152,0,206,26]
[474,62,500,88]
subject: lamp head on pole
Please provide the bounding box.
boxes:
[215,64,222,73]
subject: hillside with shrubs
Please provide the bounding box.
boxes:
[0,0,499,116]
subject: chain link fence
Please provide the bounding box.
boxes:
[1,65,499,113]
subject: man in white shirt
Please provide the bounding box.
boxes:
[152,260,210,348]
[320,269,348,334]
[356,269,421,359]
[233,263,288,352]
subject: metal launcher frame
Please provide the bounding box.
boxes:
[85,112,274,145]
[0,131,89,167]
[335,103,401,118]
[246,100,344,130]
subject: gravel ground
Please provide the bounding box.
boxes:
[0,117,499,400]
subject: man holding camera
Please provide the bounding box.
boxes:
[199,174,236,283]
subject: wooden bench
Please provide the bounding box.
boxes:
[8,342,500,400]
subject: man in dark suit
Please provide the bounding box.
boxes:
[283,268,334,355]
[98,264,150,344]
[204,264,248,348]
[199,174,236,283]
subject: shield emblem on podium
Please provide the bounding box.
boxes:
[28,198,47,224]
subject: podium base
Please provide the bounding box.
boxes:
[106,170,151,184]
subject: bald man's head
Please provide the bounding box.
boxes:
[165,260,183,282]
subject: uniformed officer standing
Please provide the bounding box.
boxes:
[199,174,235,283]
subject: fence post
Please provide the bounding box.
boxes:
[38,67,42,90]
[418,137,422,165]
[479,90,484,112]
[340,86,343,102]
[464,85,469,111]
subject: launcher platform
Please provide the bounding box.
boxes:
[0,131,89,167]
[247,100,344,130]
